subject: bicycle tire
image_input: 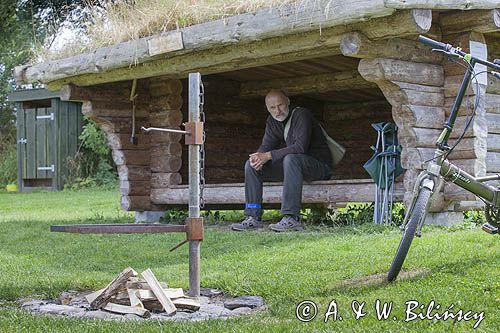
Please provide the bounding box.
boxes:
[484,204,500,228]
[387,187,432,282]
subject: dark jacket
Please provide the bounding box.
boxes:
[257,106,332,167]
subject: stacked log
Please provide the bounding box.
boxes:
[357,54,446,209]
[484,33,500,188]
[62,81,154,211]
[148,78,184,193]
[180,81,267,183]
[323,100,393,180]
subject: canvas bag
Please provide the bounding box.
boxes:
[284,108,346,166]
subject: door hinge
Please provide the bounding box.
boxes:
[18,138,27,144]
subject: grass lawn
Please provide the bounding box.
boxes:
[0,189,498,332]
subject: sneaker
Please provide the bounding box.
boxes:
[231,216,263,231]
[268,215,303,232]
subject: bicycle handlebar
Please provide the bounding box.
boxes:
[418,35,500,72]
[418,35,449,52]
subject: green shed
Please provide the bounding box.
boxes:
[8,89,84,191]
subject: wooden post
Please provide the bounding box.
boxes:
[188,73,201,297]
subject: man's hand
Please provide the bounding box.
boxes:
[249,152,272,170]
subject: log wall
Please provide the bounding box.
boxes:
[176,76,391,184]
[485,32,500,188]
[439,31,489,205]
[323,100,393,179]
[64,78,184,211]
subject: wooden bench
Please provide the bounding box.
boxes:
[150,178,404,209]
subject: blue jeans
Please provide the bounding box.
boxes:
[244,153,332,219]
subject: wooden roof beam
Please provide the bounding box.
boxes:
[340,32,443,64]
[17,8,431,90]
[384,0,499,10]
[239,70,377,98]
[440,9,500,34]
[15,0,394,86]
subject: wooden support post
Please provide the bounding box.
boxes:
[188,73,202,297]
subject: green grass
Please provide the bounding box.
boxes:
[0,189,498,332]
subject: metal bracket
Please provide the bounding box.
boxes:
[184,122,204,145]
[36,113,54,121]
[186,217,204,241]
[169,217,204,252]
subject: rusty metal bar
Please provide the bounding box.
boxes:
[141,126,189,134]
[188,73,202,297]
[50,224,186,234]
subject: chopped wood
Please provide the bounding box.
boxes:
[89,267,138,309]
[126,280,168,290]
[104,302,151,318]
[127,289,144,308]
[172,298,201,311]
[85,288,106,304]
[141,269,177,315]
[135,288,184,301]
[142,300,164,312]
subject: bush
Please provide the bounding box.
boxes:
[0,144,17,187]
[63,118,117,190]
[463,210,485,225]
[301,202,406,227]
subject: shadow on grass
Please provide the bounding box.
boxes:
[319,253,498,298]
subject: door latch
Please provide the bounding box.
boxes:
[36,113,54,121]
[37,165,55,173]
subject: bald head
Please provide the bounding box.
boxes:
[265,89,290,121]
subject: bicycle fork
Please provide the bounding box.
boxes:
[401,163,441,236]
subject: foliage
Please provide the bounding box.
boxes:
[163,208,189,224]
[463,209,486,225]
[79,119,110,156]
[0,189,498,331]
[63,118,117,190]
[301,202,406,227]
[0,143,17,187]
[0,1,94,188]
[0,118,16,187]
[1,1,89,118]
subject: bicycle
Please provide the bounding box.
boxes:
[387,35,500,282]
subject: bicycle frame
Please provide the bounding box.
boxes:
[402,36,500,232]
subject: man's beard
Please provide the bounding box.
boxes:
[271,110,289,122]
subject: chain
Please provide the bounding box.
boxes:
[199,81,206,209]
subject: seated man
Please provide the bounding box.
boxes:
[231,89,332,232]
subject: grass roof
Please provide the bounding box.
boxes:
[37,0,302,62]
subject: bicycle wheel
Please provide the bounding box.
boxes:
[484,204,500,228]
[387,187,432,282]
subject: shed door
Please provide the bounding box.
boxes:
[18,106,55,187]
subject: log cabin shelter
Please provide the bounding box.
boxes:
[14,1,500,225]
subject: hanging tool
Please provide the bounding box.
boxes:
[130,79,138,145]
